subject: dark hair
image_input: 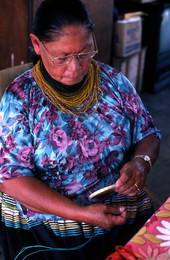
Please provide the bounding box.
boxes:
[32,0,94,42]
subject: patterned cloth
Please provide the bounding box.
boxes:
[0,61,161,259]
[125,197,170,259]
[106,197,170,260]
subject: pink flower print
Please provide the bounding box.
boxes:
[105,150,119,166]
[78,136,104,163]
[5,134,16,150]
[68,119,87,139]
[41,109,59,123]
[17,146,34,167]
[97,104,114,123]
[0,156,4,166]
[50,126,72,152]
[100,103,110,114]
[65,178,83,195]
[11,83,26,101]
[0,166,22,181]
[46,110,58,123]
[0,166,12,181]
[71,125,87,139]
[111,123,127,146]
[137,244,160,259]
[33,123,42,134]
[11,166,23,178]
[156,220,170,247]
[63,155,77,171]
[0,113,2,123]
[97,166,109,178]
[122,92,142,116]
[41,155,57,167]
[0,148,10,166]
[84,169,98,182]
[18,90,26,100]
[156,252,170,260]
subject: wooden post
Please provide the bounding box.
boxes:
[82,0,114,64]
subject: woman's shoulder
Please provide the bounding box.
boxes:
[98,61,119,78]
[7,68,34,90]
[2,68,37,103]
[97,60,136,95]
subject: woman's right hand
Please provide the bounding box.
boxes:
[0,176,126,230]
[83,203,127,229]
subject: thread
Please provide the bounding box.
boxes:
[14,231,97,260]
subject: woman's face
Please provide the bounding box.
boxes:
[30,26,95,85]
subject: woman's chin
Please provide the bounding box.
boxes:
[62,75,84,85]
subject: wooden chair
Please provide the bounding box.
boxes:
[0,63,33,100]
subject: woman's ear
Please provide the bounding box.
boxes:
[30,34,41,55]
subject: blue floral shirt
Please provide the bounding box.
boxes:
[0,61,161,222]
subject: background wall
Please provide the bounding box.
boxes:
[82,0,114,64]
[0,0,29,70]
[0,0,114,70]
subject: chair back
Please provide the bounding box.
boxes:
[0,63,33,100]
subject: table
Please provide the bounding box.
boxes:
[106,197,170,259]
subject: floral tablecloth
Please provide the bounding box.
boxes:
[106,197,170,260]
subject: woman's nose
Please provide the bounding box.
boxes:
[67,56,81,71]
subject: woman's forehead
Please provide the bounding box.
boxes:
[45,26,93,53]
[51,25,92,41]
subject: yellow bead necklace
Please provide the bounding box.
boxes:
[32,59,103,118]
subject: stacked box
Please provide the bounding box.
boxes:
[113,17,142,57]
[112,47,147,93]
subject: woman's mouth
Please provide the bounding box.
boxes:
[65,75,83,83]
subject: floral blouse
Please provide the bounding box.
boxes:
[0,61,161,222]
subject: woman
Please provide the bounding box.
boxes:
[0,0,161,259]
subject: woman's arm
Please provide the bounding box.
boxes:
[0,176,126,229]
[132,134,160,170]
[115,134,160,196]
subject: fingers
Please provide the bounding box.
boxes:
[106,205,126,215]
[116,180,142,197]
[87,204,127,229]
[112,210,127,225]
[134,183,140,193]
[127,183,141,197]
[115,161,146,196]
[105,205,127,227]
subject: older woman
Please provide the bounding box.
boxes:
[0,0,160,259]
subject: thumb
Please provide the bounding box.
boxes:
[106,205,126,215]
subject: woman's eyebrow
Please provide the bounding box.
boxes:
[81,42,93,51]
[52,42,93,56]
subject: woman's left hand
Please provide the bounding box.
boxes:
[115,159,148,196]
[115,135,160,196]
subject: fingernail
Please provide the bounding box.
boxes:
[119,206,125,212]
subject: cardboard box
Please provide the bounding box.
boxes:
[137,46,147,93]
[112,47,147,93]
[126,53,140,88]
[114,17,142,57]
[112,53,139,89]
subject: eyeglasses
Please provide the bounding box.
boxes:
[40,34,98,66]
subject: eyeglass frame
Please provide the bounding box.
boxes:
[39,34,98,66]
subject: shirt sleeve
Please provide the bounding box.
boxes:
[117,72,161,144]
[0,78,35,183]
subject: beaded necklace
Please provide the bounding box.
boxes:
[40,62,87,94]
[32,59,103,118]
